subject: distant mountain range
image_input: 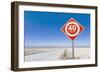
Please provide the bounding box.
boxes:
[25,45,90,48]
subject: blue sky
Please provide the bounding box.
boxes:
[24,11,90,48]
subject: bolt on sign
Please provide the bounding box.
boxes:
[61,18,84,40]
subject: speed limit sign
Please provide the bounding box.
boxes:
[61,18,84,40]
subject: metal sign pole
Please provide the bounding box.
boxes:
[72,40,74,59]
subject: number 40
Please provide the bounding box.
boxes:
[68,25,77,31]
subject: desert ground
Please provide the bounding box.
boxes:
[24,48,90,62]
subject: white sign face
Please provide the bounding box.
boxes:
[65,21,80,36]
